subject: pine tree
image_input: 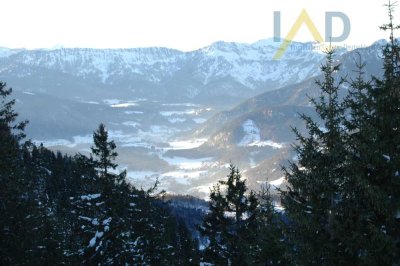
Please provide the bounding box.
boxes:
[281,49,349,265]
[0,82,38,264]
[339,2,400,263]
[220,165,258,265]
[249,185,286,265]
[200,164,263,265]
[370,7,400,262]
[70,123,190,264]
[80,123,131,263]
[135,191,176,265]
[23,144,64,264]
[199,183,230,265]
[91,123,118,178]
[173,219,200,265]
[66,153,101,262]
[82,123,179,264]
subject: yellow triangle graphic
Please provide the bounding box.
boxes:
[273,9,324,60]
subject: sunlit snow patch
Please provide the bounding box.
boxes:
[238,119,261,146]
[248,140,285,149]
[238,119,284,149]
[103,99,139,108]
[160,109,197,116]
[168,138,208,150]
[162,156,212,170]
[269,177,285,187]
[111,102,137,108]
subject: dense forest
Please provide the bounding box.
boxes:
[1,4,400,266]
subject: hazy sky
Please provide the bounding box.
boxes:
[0,0,392,51]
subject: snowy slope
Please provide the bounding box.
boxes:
[0,39,330,104]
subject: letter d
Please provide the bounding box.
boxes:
[325,12,351,42]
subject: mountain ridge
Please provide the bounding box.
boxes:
[0,39,331,103]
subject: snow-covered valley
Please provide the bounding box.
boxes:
[28,96,290,199]
[4,39,385,198]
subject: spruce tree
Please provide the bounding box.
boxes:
[134,190,177,265]
[200,164,262,265]
[24,144,64,264]
[173,219,200,265]
[200,183,230,265]
[80,123,131,263]
[281,49,348,265]
[250,185,286,265]
[340,2,400,263]
[220,165,258,265]
[91,123,118,178]
[0,82,37,264]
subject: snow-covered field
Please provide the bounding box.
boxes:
[34,101,284,198]
[33,101,224,197]
[167,139,208,150]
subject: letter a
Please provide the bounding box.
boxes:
[273,9,324,60]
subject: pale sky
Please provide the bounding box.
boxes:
[0,0,393,51]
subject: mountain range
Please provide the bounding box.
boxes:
[0,39,386,197]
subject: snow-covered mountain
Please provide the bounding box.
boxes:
[1,47,183,83]
[0,39,329,105]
